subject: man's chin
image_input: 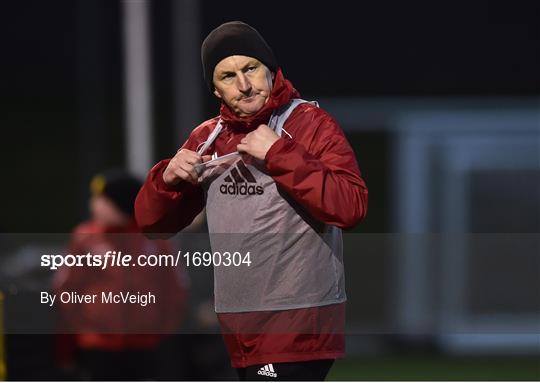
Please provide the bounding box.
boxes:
[236,103,264,117]
[237,110,259,117]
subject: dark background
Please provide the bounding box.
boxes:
[0,1,538,380]
[1,0,538,232]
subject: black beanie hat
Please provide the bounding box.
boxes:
[90,169,142,216]
[201,21,278,90]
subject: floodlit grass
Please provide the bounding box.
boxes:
[327,354,540,381]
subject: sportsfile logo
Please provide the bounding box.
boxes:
[219,160,264,195]
[257,364,277,378]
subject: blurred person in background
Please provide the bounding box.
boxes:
[54,170,189,380]
[136,21,368,381]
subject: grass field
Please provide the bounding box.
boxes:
[327,354,540,381]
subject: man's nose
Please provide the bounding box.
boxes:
[236,73,252,93]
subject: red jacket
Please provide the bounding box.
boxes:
[54,220,188,364]
[135,69,368,367]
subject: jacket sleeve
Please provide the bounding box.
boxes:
[264,108,368,229]
[135,138,206,237]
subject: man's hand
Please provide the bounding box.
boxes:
[237,124,280,161]
[163,149,211,186]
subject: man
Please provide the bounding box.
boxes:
[55,170,188,380]
[135,21,368,380]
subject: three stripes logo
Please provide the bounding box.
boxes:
[219,160,264,196]
[257,364,277,378]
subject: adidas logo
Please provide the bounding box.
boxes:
[257,364,277,378]
[219,161,264,195]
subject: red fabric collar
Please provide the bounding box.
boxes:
[219,68,301,132]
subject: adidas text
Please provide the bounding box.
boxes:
[220,183,263,195]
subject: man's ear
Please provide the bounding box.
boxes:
[213,88,222,99]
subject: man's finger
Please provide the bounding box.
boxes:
[178,162,199,183]
[183,156,202,166]
[182,152,202,164]
[175,168,196,184]
[176,149,201,162]
[237,143,248,153]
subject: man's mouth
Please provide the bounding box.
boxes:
[240,95,257,102]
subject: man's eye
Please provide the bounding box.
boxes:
[222,74,234,80]
[247,66,256,72]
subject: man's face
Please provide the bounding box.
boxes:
[213,55,274,117]
[90,195,130,228]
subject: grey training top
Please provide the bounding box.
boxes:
[199,99,346,313]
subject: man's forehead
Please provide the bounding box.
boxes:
[214,55,261,72]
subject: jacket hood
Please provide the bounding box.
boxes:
[218,68,301,132]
